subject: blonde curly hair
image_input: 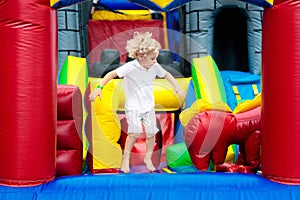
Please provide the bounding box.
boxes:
[126,31,161,58]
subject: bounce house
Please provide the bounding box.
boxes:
[1,0,300,199]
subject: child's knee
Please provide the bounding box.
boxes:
[129,132,141,138]
[146,133,156,139]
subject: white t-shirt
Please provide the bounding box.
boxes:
[116,59,167,112]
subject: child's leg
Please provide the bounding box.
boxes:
[144,135,156,171]
[121,134,138,173]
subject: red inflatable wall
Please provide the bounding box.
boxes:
[0,0,57,186]
[261,0,300,184]
[88,20,165,71]
[57,85,83,177]
[118,113,174,169]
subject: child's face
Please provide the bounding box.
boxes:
[140,51,158,69]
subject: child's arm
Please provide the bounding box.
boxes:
[164,72,185,98]
[89,70,118,101]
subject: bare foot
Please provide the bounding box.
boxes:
[144,158,155,171]
[121,156,130,173]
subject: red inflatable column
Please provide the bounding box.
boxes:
[0,0,57,186]
[261,0,300,184]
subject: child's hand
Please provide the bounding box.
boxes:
[174,87,185,99]
[175,88,185,107]
[89,88,102,101]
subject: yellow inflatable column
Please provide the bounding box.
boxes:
[59,55,88,161]
[191,55,227,104]
[89,79,123,172]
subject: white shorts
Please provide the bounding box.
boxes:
[125,109,159,138]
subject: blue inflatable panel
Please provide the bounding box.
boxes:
[100,0,146,10]
[0,173,299,199]
[221,70,261,110]
[174,80,196,143]
[129,0,191,12]
[52,0,85,8]
[242,0,273,7]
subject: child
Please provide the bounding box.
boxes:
[89,31,185,173]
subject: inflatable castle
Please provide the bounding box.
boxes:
[1,0,300,199]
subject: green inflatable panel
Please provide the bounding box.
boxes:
[166,142,194,168]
